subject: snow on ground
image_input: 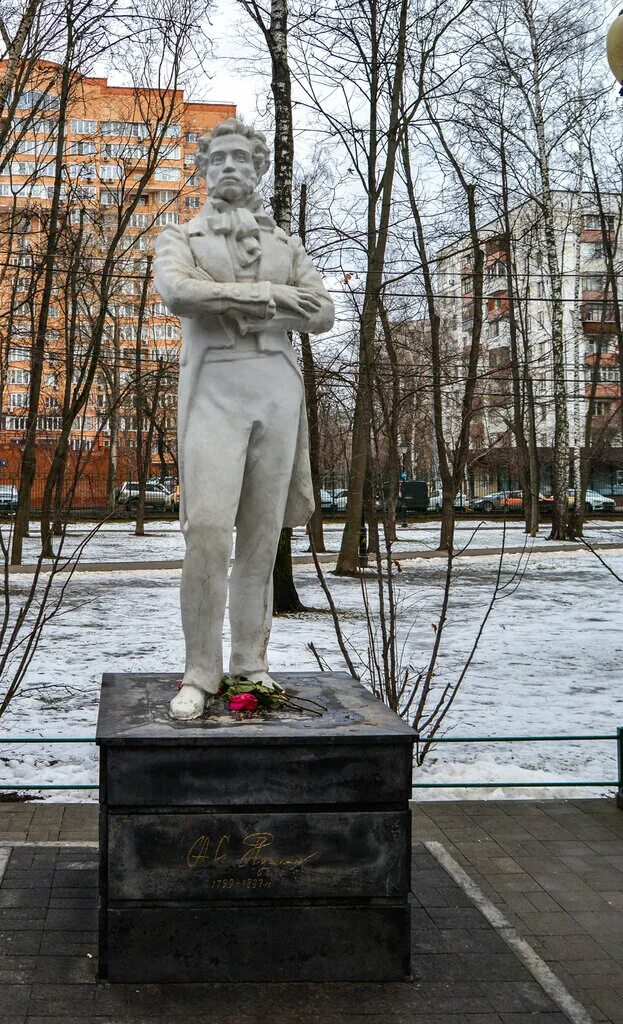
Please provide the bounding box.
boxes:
[9,516,623,564]
[1,533,622,803]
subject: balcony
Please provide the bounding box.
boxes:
[581,302,617,334]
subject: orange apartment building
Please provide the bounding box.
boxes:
[0,60,235,504]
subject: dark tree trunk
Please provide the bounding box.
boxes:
[12,50,72,564]
[298,183,325,553]
[133,260,152,538]
[272,526,305,613]
[336,0,409,575]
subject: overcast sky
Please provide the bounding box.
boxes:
[201,3,270,123]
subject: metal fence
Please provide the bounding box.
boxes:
[1,730,621,805]
[0,472,622,517]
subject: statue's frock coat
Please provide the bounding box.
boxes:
[153,197,335,530]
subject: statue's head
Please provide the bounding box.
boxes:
[195,118,270,203]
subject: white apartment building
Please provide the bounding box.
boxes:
[435,192,622,497]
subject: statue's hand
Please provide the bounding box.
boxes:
[271,284,322,319]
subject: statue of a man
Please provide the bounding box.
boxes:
[154,118,335,721]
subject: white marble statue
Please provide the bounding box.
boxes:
[154,118,335,721]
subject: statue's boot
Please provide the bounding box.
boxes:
[243,670,284,693]
[169,683,207,721]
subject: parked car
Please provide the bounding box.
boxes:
[472,490,553,513]
[377,481,430,514]
[117,481,173,512]
[427,489,469,513]
[320,488,348,513]
[567,488,616,513]
[332,489,348,512]
[0,484,18,512]
[171,484,180,513]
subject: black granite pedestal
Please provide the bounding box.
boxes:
[96,671,415,983]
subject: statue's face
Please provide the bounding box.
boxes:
[205,134,258,202]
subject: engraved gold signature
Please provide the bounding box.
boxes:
[186,831,318,871]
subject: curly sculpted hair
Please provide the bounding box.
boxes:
[195,118,271,181]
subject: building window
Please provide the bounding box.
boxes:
[70,140,96,156]
[583,213,616,233]
[17,90,60,111]
[595,401,612,417]
[153,324,180,340]
[70,163,96,179]
[583,274,606,292]
[6,416,28,430]
[8,346,30,361]
[155,167,181,182]
[102,142,144,160]
[186,132,199,143]
[15,139,55,158]
[9,368,30,384]
[583,302,614,322]
[129,213,149,228]
[102,121,148,138]
[8,392,28,407]
[72,119,97,134]
[185,196,200,208]
[71,184,97,200]
[163,145,181,160]
[111,302,137,316]
[583,214,601,231]
[38,415,62,430]
[155,212,179,226]
[11,161,36,175]
[99,164,123,181]
[461,276,472,295]
[152,302,168,315]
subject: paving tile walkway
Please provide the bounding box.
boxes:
[0,842,567,1024]
[0,798,621,1022]
[412,799,623,1024]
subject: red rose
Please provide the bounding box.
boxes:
[229,692,258,713]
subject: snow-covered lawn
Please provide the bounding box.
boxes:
[1,535,622,803]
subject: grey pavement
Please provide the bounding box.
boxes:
[7,540,623,575]
[0,799,621,1021]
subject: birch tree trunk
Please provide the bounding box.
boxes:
[570,154,584,536]
[238,0,304,610]
[523,0,571,540]
[500,127,535,535]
